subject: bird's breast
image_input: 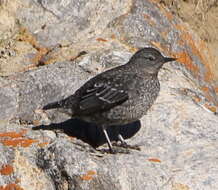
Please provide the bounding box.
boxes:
[100,77,160,124]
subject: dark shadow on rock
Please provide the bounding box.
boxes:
[32,119,141,148]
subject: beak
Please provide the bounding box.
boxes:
[163,57,177,63]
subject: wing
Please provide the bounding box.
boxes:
[76,80,129,115]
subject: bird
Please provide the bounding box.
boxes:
[42,47,176,153]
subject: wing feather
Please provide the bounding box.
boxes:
[78,82,128,115]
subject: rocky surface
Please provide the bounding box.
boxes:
[161,0,218,80]
[0,0,218,189]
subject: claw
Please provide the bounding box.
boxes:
[112,134,141,150]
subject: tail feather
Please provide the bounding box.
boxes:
[43,101,62,110]
[43,96,78,120]
[43,96,77,111]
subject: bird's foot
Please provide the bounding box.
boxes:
[97,146,130,154]
[112,141,141,151]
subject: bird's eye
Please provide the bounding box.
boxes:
[146,56,155,61]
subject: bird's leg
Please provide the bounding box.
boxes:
[98,127,131,154]
[102,125,114,153]
[118,134,128,146]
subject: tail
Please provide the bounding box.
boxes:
[43,96,77,114]
[43,101,63,110]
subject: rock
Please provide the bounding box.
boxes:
[0,78,18,120]
[0,0,218,189]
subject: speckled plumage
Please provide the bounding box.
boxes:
[79,68,160,126]
[43,47,176,153]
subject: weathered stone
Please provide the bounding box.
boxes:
[0,0,218,189]
[0,78,18,120]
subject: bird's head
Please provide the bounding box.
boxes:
[129,47,176,74]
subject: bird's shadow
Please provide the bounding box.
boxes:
[32,119,141,148]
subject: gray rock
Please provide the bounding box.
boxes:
[0,79,18,120]
[0,0,218,189]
